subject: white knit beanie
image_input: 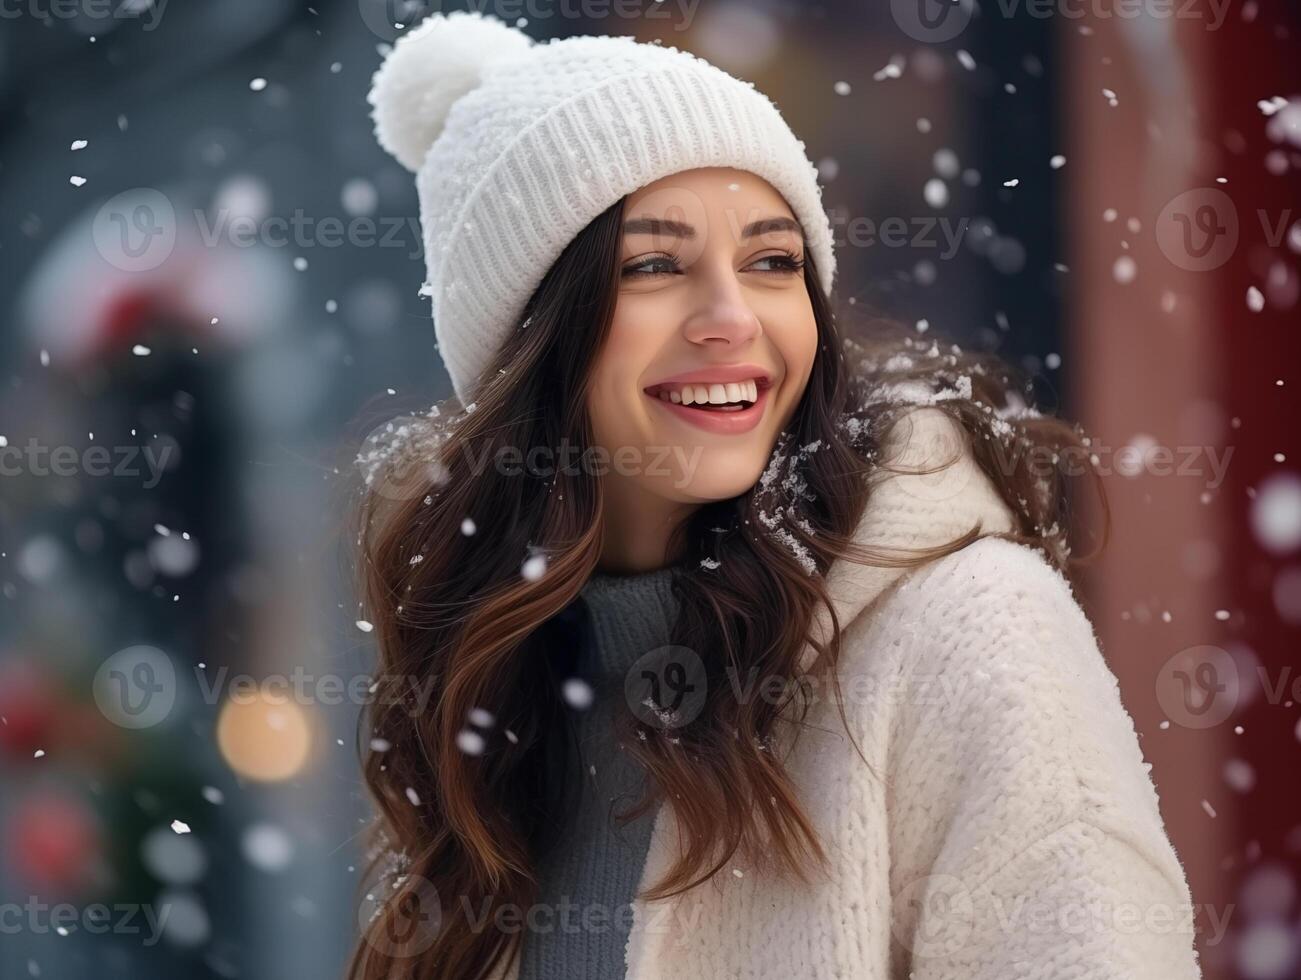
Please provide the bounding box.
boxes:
[369,11,837,404]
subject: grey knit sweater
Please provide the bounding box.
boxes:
[516,564,680,980]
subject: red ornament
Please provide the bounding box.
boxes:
[0,659,59,759]
[7,789,102,895]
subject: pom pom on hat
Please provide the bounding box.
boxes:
[368,11,533,173]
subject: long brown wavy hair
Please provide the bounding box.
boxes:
[347,195,1105,980]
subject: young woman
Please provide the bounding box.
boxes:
[351,12,1202,980]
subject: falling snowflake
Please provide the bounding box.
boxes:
[456,730,486,755]
[1251,474,1301,552]
[562,678,594,710]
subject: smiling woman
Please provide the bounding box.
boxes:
[591,168,820,570]
[350,11,1202,980]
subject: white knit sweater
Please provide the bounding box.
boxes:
[490,407,1202,980]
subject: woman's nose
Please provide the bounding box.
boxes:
[681,275,762,347]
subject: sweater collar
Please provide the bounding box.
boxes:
[804,406,1017,669]
[577,564,681,682]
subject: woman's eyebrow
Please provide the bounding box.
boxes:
[739,215,804,240]
[621,214,805,241]
[622,216,696,238]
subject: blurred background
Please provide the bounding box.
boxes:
[0,1,1298,977]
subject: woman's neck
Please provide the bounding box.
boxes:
[597,478,697,574]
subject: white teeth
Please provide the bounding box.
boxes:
[653,378,763,405]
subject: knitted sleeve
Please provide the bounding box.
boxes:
[877,537,1203,980]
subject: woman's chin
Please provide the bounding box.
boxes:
[657,460,769,505]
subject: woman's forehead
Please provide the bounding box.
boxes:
[625,167,794,213]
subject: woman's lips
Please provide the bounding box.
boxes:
[646,384,770,435]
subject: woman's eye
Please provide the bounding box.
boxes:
[622,255,680,277]
[621,252,805,278]
[748,252,806,274]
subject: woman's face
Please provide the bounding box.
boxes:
[587,167,818,506]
